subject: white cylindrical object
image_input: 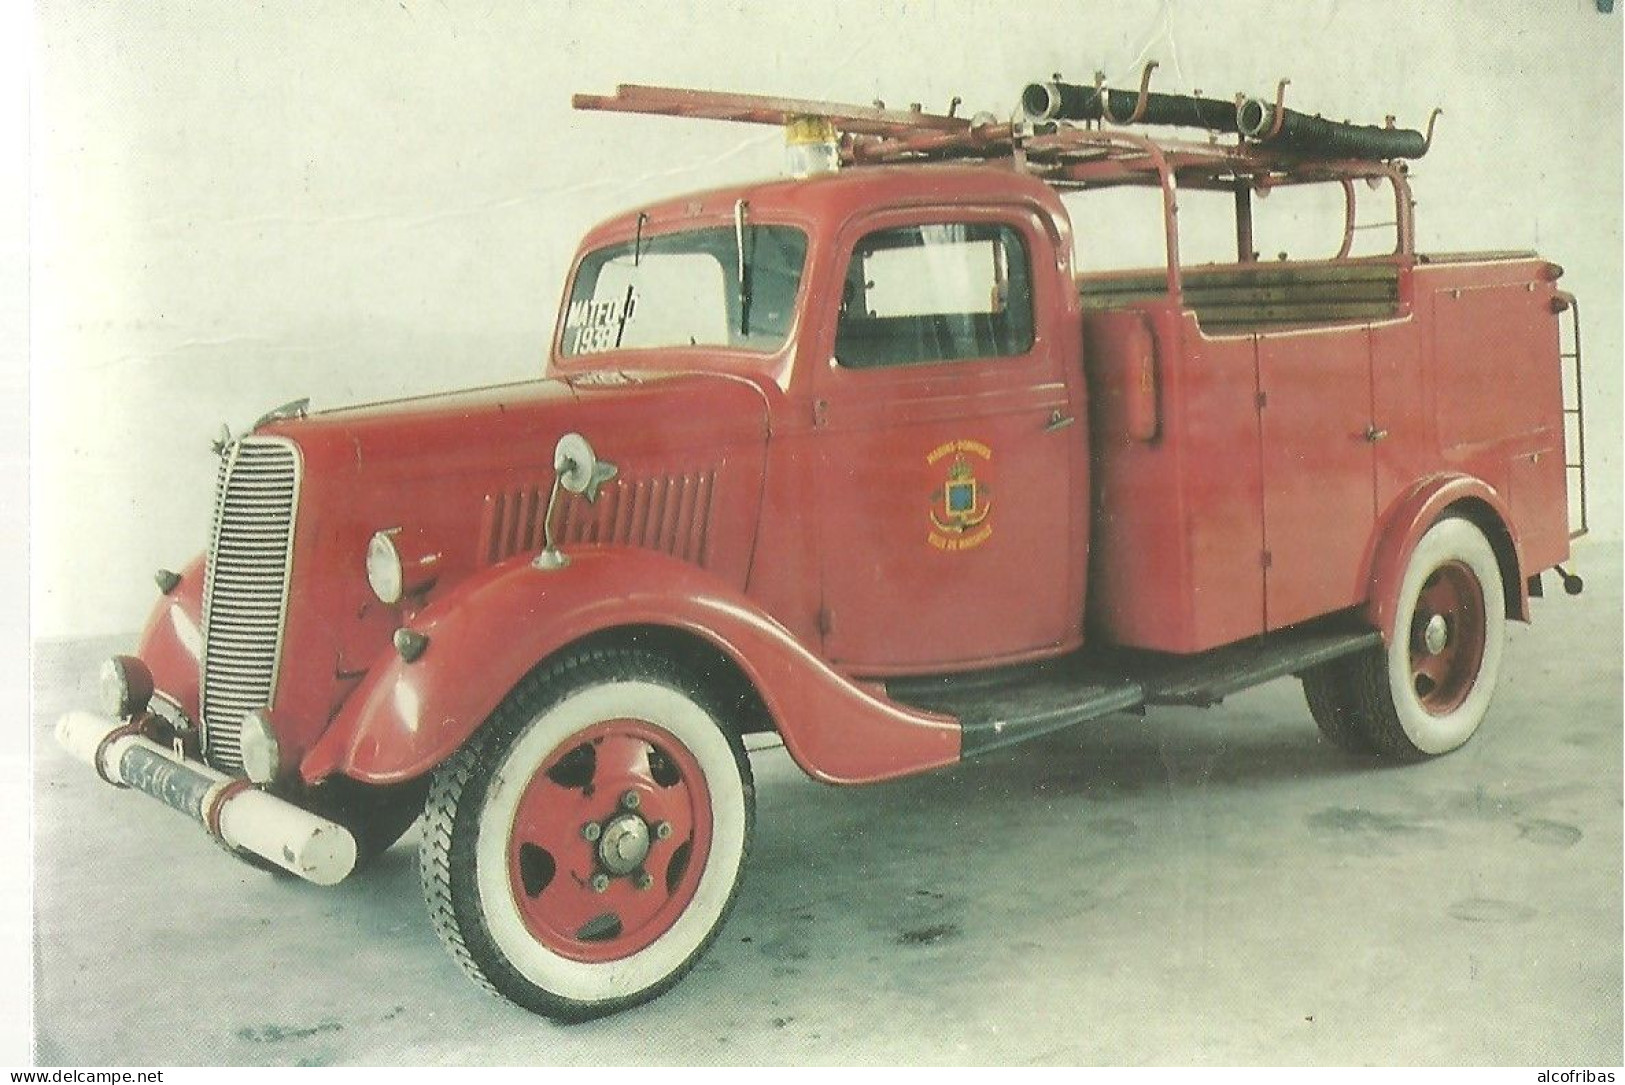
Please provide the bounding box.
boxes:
[55,710,122,769]
[54,711,357,886]
[216,788,357,886]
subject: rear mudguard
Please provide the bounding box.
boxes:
[1362,473,1527,640]
[299,548,960,788]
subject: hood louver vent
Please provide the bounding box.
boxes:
[481,469,716,567]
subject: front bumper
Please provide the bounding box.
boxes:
[55,711,356,885]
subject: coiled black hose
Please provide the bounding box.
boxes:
[1236,97,1426,159]
[1022,79,1429,159]
[1022,81,1241,133]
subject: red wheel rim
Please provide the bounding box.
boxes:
[506,718,713,963]
[1408,561,1486,716]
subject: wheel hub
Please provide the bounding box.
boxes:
[501,715,716,964]
[1408,560,1488,717]
[597,813,651,876]
[1421,613,1449,655]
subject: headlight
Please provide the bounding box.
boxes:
[98,655,154,718]
[366,531,405,604]
[239,708,281,784]
[366,528,441,605]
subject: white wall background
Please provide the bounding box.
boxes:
[31,0,1623,640]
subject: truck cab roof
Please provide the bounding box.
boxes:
[575,162,1069,252]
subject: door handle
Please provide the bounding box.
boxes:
[1045,410,1076,432]
[1363,424,1389,443]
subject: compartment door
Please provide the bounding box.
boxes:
[1257,330,1377,629]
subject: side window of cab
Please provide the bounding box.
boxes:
[834,222,1034,369]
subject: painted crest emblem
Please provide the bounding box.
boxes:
[927,440,993,552]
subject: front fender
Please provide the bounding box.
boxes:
[1362,473,1527,639]
[299,548,960,787]
[134,554,207,720]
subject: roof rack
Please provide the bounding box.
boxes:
[573,69,1442,194]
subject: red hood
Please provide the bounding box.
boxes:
[267,369,770,474]
[211,367,774,760]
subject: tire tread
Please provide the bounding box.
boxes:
[1301,658,1379,755]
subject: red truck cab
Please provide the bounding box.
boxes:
[550,164,1090,674]
[58,81,1586,1021]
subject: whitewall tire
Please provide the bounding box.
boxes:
[420,646,754,1020]
[1301,516,1506,759]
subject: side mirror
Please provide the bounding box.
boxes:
[554,433,619,503]
[535,433,619,571]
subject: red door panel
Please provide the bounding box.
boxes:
[814,364,1075,671]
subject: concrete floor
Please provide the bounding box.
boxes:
[31,544,1623,1066]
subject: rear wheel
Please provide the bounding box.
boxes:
[1300,516,1506,759]
[420,646,754,1020]
[1301,662,1375,754]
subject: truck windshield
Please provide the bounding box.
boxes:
[561,224,808,357]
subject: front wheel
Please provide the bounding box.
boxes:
[1300,516,1506,759]
[420,647,754,1020]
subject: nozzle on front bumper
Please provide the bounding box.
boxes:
[55,711,357,885]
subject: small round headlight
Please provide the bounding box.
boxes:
[366,531,404,604]
[239,708,281,784]
[98,655,153,719]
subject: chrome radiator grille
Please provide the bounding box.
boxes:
[200,437,300,773]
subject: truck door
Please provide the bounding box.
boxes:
[810,211,1084,672]
[1256,328,1377,628]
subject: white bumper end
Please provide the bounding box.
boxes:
[55,711,357,886]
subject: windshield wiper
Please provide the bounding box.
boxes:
[612,283,636,349]
[613,212,648,349]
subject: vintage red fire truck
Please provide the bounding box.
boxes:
[58,76,1588,1020]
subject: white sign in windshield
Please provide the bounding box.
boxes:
[565,253,727,354]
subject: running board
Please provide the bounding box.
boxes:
[1116,623,1382,707]
[886,657,1142,758]
[885,618,1381,759]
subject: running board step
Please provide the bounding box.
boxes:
[886,657,1143,758]
[1111,624,1382,707]
[885,617,1381,759]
